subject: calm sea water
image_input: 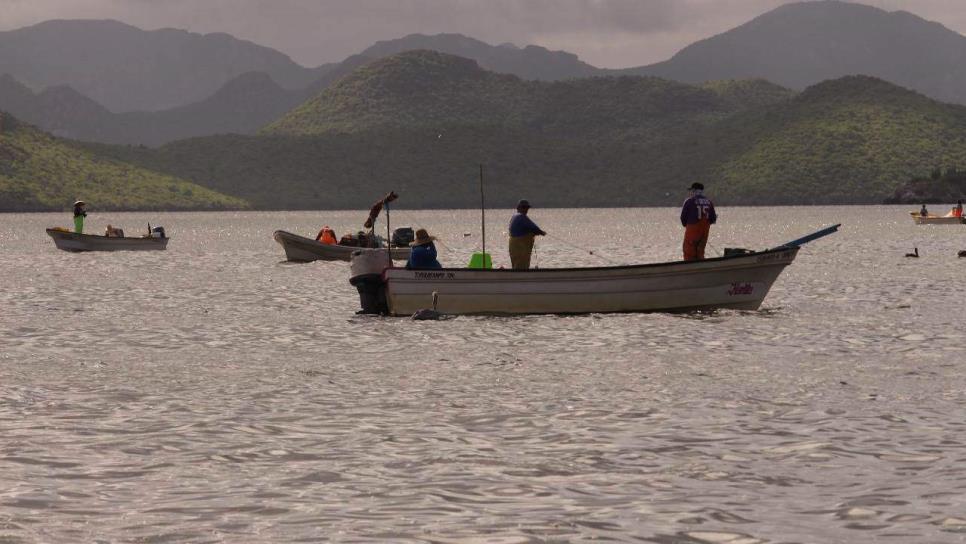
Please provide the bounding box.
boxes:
[1,206,965,543]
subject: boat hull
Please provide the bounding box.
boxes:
[910,212,965,225]
[382,247,799,316]
[273,230,410,262]
[46,229,168,252]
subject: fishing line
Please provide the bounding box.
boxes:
[543,232,620,265]
[707,240,723,257]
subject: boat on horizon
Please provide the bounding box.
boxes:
[909,212,965,225]
[349,225,840,317]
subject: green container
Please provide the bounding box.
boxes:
[467,252,492,269]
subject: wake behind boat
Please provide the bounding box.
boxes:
[46,228,169,252]
[349,225,840,316]
[274,230,410,262]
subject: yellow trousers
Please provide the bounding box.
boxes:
[509,234,535,270]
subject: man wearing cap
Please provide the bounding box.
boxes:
[72,200,87,234]
[680,183,716,261]
[508,199,546,270]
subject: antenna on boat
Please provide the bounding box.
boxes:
[479,163,486,263]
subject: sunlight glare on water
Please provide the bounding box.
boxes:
[1,206,965,542]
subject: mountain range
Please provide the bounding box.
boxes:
[6,1,966,147]
[4,1,966,210]
[0,71,307,146]
[628,1,966,107]
[73,50,966,210]
[0,19,327,112]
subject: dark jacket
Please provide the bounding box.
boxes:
[406,242,442,269]
[509,213,545,237]
[73,204,87,218]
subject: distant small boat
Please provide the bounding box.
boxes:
[273,230,410,262]
[46,228,168,252]
[910,212,965,225]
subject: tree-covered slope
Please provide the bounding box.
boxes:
[0,113,246,211]
[886,168,966,204]
[77,61,966,208]
[697,76,966,203]
[80,128,657,210]
[264,50,790,146]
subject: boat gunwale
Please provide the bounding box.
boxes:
[908,212,965,224]
[45,228,169,243]
[273,229,407,251]
[383,246,799,276]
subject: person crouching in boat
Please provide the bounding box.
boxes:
[508,199,546,270]
[954,200,963,218]
[406,229,442,270]
[680,183,717,261]
[315,225,337,244]
[72,200,87,234]
[104,224,124,237]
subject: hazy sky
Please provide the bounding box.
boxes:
[2,0,966,68]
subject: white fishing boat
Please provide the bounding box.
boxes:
[909,212,965,225]
[46,228,169,252]
[273,230,410,262]
[349,225,840,316]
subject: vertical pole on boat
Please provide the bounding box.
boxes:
[385,200,391,261]
[479,163,486,262]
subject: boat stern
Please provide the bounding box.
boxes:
[349,250,393,314]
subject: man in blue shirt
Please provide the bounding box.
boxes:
[508,199,546,269]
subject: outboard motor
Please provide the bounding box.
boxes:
[349,250,392,314]
[391,227,414,248]
[151,226,166,239]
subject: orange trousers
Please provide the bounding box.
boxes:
[683,221,711,261]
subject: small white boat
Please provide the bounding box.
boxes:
[273,230,410,262]
[349,225,840,316]
[909,212,965,225]
[46,228,168,252]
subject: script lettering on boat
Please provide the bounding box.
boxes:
[756,250,794,263]
[413,271,456,280]
[727,282,754,296]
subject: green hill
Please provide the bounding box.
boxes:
[685,76,966,204]
[77,55,966,209]
[78,51,795,209]
[0,112,246,211]
[265,50,791,147]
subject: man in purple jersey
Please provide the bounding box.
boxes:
[680,183,717,261]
